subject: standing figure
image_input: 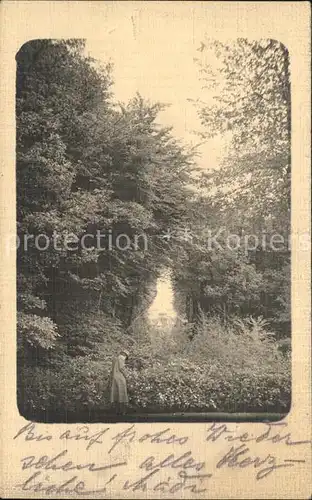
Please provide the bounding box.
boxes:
[109,349,129,415]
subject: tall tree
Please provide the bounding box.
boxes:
[193,38,291,237]
[16,39,196,369]
[172,38,291,333]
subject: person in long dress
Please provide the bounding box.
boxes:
[109,349,129,415]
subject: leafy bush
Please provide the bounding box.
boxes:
[18,356,111,416]
[18,316,291,418]
[126,315,291,413]
[127,363,290,413]
[17,312,59,352]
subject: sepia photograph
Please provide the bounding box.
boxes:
[16,30,291,423]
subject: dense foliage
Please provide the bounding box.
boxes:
[16,38,291,419]
[19,317,290,417]
[174,39,291,335]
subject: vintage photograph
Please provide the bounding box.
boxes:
[16,33,291,423]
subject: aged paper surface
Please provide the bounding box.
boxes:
[0,1,311,498]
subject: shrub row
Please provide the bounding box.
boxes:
[18,355,290,418]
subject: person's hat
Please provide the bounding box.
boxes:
[121,349,130,357]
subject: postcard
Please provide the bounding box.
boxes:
[0,1,311,498]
